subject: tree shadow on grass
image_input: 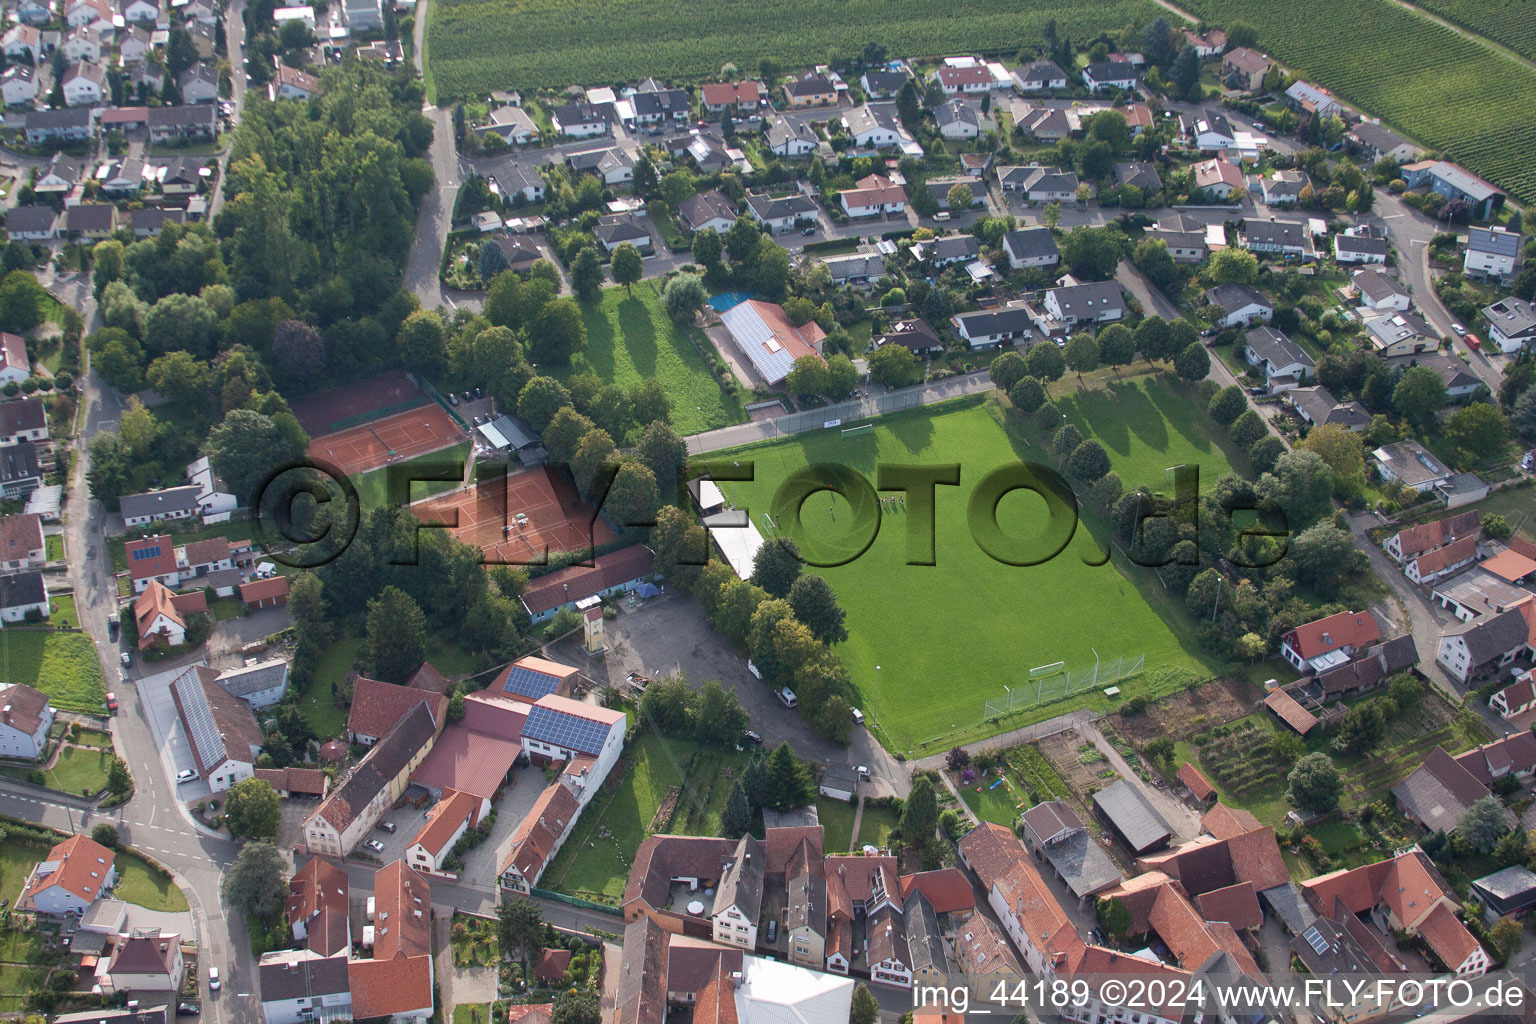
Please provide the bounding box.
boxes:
[574,306,618,380]
[615,295,659,378]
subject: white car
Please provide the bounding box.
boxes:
[208,968,219,991]
[175,769,198,783]
[366,839,386,853]
[856,765,871,780]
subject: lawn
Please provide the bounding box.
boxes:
[855,802,899,849]
[0,842,44,905]
[542,732,748,902]
[113,850,189,912]
[714,390,1227,754]
[44,534,62,562]
[958,775,1029,827]
[36,745,113,796]
[554,284,745,438]
[71,727,113,749]
[298,635,358,739]
[0,963,39,1013]
[817,796,858,853]
[353,442,471,511]
[425,0,1159,100]
[0,630,105,713]
[1466,484,1536,542]
[47,593,79,628]
[454,1006,493,1024]
[208,596,244,621]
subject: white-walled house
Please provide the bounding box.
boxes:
[23,834,116,915]
[0,682,52,759]
[406,788,477,874]
[1465,226,1522,281]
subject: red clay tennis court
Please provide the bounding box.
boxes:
[308,403,468,476]
[292,369,425,436]
[412,465,618,562]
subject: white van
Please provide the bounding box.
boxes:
[933,211,950,221]
[777,687,798,708]
[851,708,865,725]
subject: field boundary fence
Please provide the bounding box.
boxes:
[982,653,1146,720]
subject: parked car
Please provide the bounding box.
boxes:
[473,387,483,399]
[856,765,871,780]
[743,730,763,745]
[378,821,397,833]
[766,920,778,943]
[850,708,864,725]
[208,968,219,991]
[447,392,459,406]
[776,687,798,708]
[178,1004,201,1016]
[121,651,132,668]
[1452,322,1467,336]
[801,226,816,236]
[107,615,119,639]
[175,769,197,783]
[105,692,118,712]
[366,839,386,852]
[1465,335,1481,350]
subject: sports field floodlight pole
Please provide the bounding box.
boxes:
[1210,576,1224,622]
[1092,648,1100,687]
[1003,683,1011,713]
[875,664,881,729]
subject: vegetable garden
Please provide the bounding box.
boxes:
[426,0,1162,101]
[1180,0,1536,205]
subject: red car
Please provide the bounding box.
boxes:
[1465,335,1482,350]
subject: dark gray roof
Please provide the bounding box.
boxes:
[1243,219,1308,248]
[1468,226,1522,258]
[130,208,186,235]
[62,204,115,233]
[1386,352,1479,390]
[746,192,817,219]
[1446,608,1531,665]
[594,214,649,246]
[1471,865,1536,912]
[861,69,909,95]
[25,106,91,131]
[1349,121,1410,155]
[217,660,288,699]
[917,234,979,262]
[1084,62,1137,81]
[953,306,1031,336]
[935,100,978,129]
[1113,161,1161,192]
[1292,917,1389,977]
[1259,881,1316,934]
[677,189,736,230]
[614,916,668,1024]
[320,699,438,830]
[0,398,45,436]
[711,835,765,920]
[1245,326,1314,370]
[1392,756,1483,833]
[1371,633,1419,674]
[1335,232,1388,256]
[1365,310,1435,348]
[822,252,884,280]
[1483,297,1536,338]
[259,955,350,1001]
[1352,267,1408,304]
[1004,227,1059,261]
[0,568,44,609]
[1050,280,1124,318]
[631,89,688,119]
[784,73,833,97]
[551,102,615,126]
[0,441,39,485]
[763,116,817,151]
[6,206,56,234]
[1039,828,1122,898]
[1092,779,1173,852]
[119,484,201,519]
[1205,282,1271,314]
[1019,60,1067,84]
[903,889,947,974]
[877,319,943,352]
[786,867,827,938]
[147,103,217,129]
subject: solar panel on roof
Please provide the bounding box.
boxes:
[1303,925,1329,955]
[174,671,224,772]
[131,545,161,560]
[523,705,609,754]
[502,665,560,700]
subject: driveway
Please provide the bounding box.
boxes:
[133,661,212,802]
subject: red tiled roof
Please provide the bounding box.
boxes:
[1177,762,1216,801]
[1417,902,1484,972]
[765,826,824,876]
[622,835,735,913]
[171,590,207,616]
[505,1005,555,1024]
[372,860,432,961]
[1147,882,1221,969]
[1412,534,1478,577]
[1263,688,1318,734]
[692,957,739,1024]
[407,661,452,694]
[126,534,178,580]
[1202,803,1262,840]
[957,821,1023,890]
[1285,610,1380,660]
[348,954,433,1019]
[285,858,349,954]
[183,536,230,566]
[534,948,572,984]
[1510,536,1536,561]
[1393,511,1480,559]
[1453,732,1536,786]
[665,936,743,994]
[898,868,975,914]
[936,65,990,87]
[520,544,654,617]
[347,676,447,741]
[239,575,290,603]
[840,173,907,208]
[701,81,763,106]
[1197,880,1262,930]
[26,834,115,904]
[1301,850,1452,930]
[107,931,180,978]
[1482,548,1536,583]
[952,914,1022,978]
[502,782,579,883]
[410,788,478,858]
[257,766,328,795]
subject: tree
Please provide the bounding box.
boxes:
[1460,794,1511,854]
[721,779,752,837]
[901,776,939,843]
[572,427,617,496]
[786,354,831,398]
[107,758,131,798]
[516,376,572,432]
[1097,324,1136,368]
[1209,385,1246,425]
[1230,408,1267,447]
[636,420,687,497]
[1173,342,1210,382]
[1511,385,1536,442]
[1330,700,1386,755]
[946,182,974,212]
[1286,752,1342,814]
[221,841,287,918]
[752,536,803,598]
[693,679,751,746]
[570,248,605,302]
[1063,334,1099,377]
[1057,227,1122,280]
[479,237,510,281]
[1067,439,1111,481]
[765,742,815,809]
[1298,423,1366,495]
[91,823,120,849]
[1169,44,1200,97]
[606,461,660,525]
[867,342,920,388]
[1009,376,1047,414]
[1134,238,1180,294]
[1489,915,1524,963]
[397,308,447,375]
[990,351,1028,392]
[1207,246,1259,285]
[204,409,307,503]
[1291,522,1365,593]
[270,319,326,382]
[544,406,596,465]
[1097,895,1132,938]
[531,298,588,363]
[851,984,880,1024]
[497,897,544,971]
[1446,402,1509,459]
[788,573,847,644]
[610,243,644,295]
[1136,316,1176,363]
[826,354,858,396]
[367,586,427,683]
[146,350,211,406]
[663,272,706,322]
[1393,364,1448,431]
[1025,342,1066,382]
[224,777,281,839]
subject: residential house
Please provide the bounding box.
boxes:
[1113,160,1161,195]
[950,915,1024,989]
[348,677,448,747]
[148,104,218,141]
[1281,609,1381,673]
[935,64,990,96]
[762,115,818,157]
[133,581,203,648]
[1014,59,1068,92]
[23,834,115,915]
[269,63,319,101]
[594,213,651,252]
[1404,534,1479,585]
[1044,280,1124,326]
[62,60,105,105]
[1490,671,1536,720]
[1465,226,1522,281]
[746,192,818,231]
[1286,80,1342,119]
[1,65,38,106]
[1244,325,1315,382]
[105,931,183,993]
[1205,283,1273,327]
[1373,439,1452,492]
[1013,104,1071,141]
[1191,156,1244,198]
[1242,219,1312,259]
[170,664,262,791]
[1003,227,1059,270]
[1082,62,1137,92]
[475,104,537,144]
[839,174,906,218]
[0,442,40,500]
[0,399,47,447]
[677,190,737,235]
[820,251,884,287]
[1259,169,1311,206]
[701,80,765,111]
[1364,310,1438,357]
[407,788,478,874]
[217,660,289,709]
[1184,27,1227,56]
[924,175,984,210]
[120,484,202,527]
[1402,160,1504,220]
[1384,509,1480,565]
[61,26,103,62]
[37,154,83,195]
[2,24,41,61]
[630,88,690,125]
[1289,385,1368,431]
[341,0,381,31]
[0,333,28,388]
[6,206,58,242]
[1146,213,1209,263]
[1352,267,1411,310]
[1482,296,1536,353]
[1189,110,1237,152]
[1469,865,1536,922]
[259,951,351,1024]
[25,107,95,144]
[1334,231,1388,265]
[119,25,153,63]
[0,681,52,760]
[934,100,979,140]
[500,781,580,892]
[176,62,219,103]
[304,700,443,856]
[710,835,764,948]
[1437,606,1533,684]
[859,68,909,98]
[842,104,903,149]
[125,534,181,593]
[1388,352,1481,401]
[0,513,44,571]
[950,304,1032,349]
[875,319,945,356]
[912,234,979,269]
[955,821,1082,974]
[783,73,836,107]
[995,164,1078,202]
[1349,121,1420,164]
[1433,566,1531,621]
[550,103,612,138]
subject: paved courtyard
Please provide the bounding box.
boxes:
[132,661,211,803]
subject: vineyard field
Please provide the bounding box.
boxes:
[1180,0,1536,205]
[1410,0,1536,62]
[425,0,1161,101]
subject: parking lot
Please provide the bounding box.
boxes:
[133,660,212,803]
